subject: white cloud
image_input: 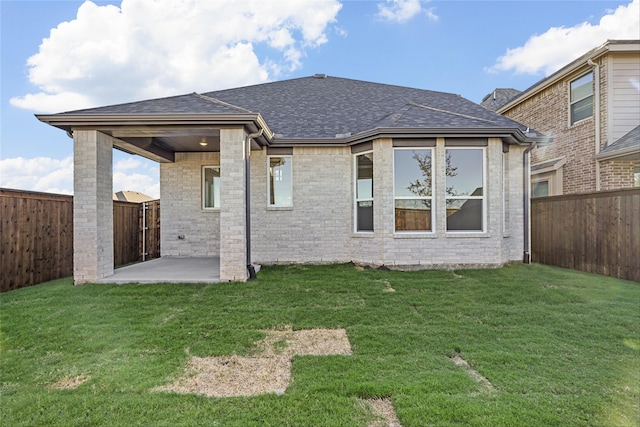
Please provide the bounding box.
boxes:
[0,155,160,199]
[376,0,437,23]
[0,156,74,194]
[10,0,342,113]
[489,0,639,75]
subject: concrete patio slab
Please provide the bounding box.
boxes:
[97,257,220,284]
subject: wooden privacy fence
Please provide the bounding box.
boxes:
[1,189,160,292]
[531,188,640,283]
[113,200,160,267]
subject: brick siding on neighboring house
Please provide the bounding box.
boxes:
[600,159,640,189]
[500,42,640,195]
[502,74,600,195]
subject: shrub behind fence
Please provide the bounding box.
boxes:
[532,188,640,282]
[1,189,160,292]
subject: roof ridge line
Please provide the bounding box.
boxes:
[409,102,497,125]
[193,92,254,114]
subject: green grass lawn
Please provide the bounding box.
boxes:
[1,263,638,426]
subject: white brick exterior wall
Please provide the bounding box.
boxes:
[219,129,248,282]
[73,130,114,284]
[160,152,221,257]
[161,136,526,274]
[250,138,525,268]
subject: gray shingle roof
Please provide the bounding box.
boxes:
[600,125,640,154]
[59,75,536,140]
[480,88,522,112]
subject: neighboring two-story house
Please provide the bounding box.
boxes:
[485,40,640,196]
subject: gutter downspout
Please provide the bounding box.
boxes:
[245,129,263,279]
[587,59,601,191]
[523,141,537,264]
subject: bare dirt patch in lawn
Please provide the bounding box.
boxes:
[49,375,90,390]
[153,327,352,398]
[361,398,403,427]
[450,354,496,392]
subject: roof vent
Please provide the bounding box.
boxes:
[335,132,351,138]
[313,73,327,79]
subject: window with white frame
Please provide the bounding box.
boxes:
[394,148,433,232]
[355,152,373,232]
[570,72,594,124]
[202,166,220,209]
[268,155,292,207]
[445,148,485,232]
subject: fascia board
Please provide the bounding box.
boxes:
[35,113,274,145]
[267,127,537,147]
[595,145,640,161]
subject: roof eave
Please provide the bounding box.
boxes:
[35,113,275,145]
[595,145,640,161]
[268,127,540,147]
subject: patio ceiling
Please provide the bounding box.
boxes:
[108,127,222,162]
[36,113,272,163]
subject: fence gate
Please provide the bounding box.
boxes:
[140,200,160,262]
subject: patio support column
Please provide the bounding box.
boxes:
[219,128,248,282]
[73,130,114,284]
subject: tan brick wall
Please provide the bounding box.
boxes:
[503,54,639,195]
[503,68,599,195]
[600,159,640,190]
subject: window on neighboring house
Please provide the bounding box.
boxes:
[634,166,640,187]
[355,152,373,232]
[570,72,594,124]
[445,148,485,232]
[394,149,433,232]
[532,180,550,198]
[203,166,220,209]
[268,156,292,207]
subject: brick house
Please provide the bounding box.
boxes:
[488,40,640,196]
[37,76,544,284]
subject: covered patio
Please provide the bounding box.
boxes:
[97,257,220,284]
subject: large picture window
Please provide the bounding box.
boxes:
[268,156,292,207]
[202,166,220,209]
[394,149,432,232]
[355,152,373,232]
[570,72,594,124]
[445,148,485,232]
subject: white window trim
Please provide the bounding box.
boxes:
[445,147,486,234]
[569,71,594,125]
[393,147,434,234]
[202,165,220,211]
[354,151,374,233]
[267,155,293,208]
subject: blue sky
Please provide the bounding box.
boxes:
[1,0,638,197]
